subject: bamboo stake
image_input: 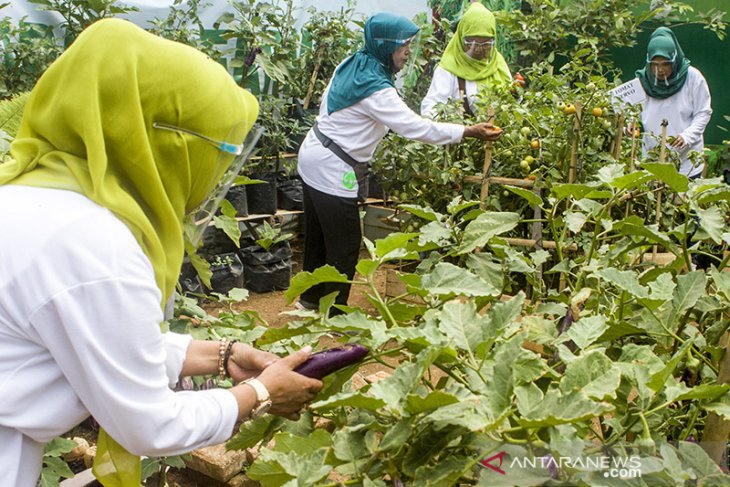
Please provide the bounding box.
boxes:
[625,122,639,218]
[701,330,730,465]
[479,107,496,209]
[302,43,327,111]
[613,114,625,160]
[653,119,668,260]
[568,102,582,183]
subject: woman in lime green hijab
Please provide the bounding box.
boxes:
[421,2,514,118]
[0,19,322,487]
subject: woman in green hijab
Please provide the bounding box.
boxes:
[0,19,321,487]
[634,26,711,178]
[421,2,514,118]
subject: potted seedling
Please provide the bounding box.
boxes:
[239,221,293,293]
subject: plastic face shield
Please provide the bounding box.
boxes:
[463,38,495,60]
[154,121,263,246]
[646,54,675,86]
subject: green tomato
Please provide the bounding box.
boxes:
[586,82,596,91]
[520,126,531,136]
[502,149,514,158]
[519,160,531,171]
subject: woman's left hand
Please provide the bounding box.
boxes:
[227,343,279,383]
[670,134,686,149]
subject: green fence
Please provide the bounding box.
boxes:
[610,1,729,145]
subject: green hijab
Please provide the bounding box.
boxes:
[327,12,419,114]
[439,2,511,86]
[2,19,258,486]
[636,27,690,99]
[4,18,258,303]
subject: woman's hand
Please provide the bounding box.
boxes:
[256,347,323,420]
[227,343,279,383]
[669,134,686,149]
[464,122,503,142]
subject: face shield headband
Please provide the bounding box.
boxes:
[154,121,264,246]
[645,51,676,87]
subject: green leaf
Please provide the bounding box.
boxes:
[697,206,726,244]
[594,268,649,299]
[405,390,460,414]
[414,455,473,486]
[378,418,414,451]
[610,171,654,191]
[711,268,730,301]
[647,339,694,392]
[212,213,241,246]
[512,349,547,384]
[332,428,368,462]
[702,402,730,421]
[283,265,349,303]
[273,430,332,454]
[457,211,520,254]
[421,263,500,298]
[566,316,609,349]
[613,216,675,249]
[672,271,707,315]
[399,204,443,222]
[550,183,600,202]
[506,186,542,207]
[677,441,724,477]
[596,163,625,184]
[565,210,588,233]
[642,162,689,193]
[356,259,379,278]
[247,448,331,486]
[311,391,386,412]
[374,232,417,258]
[518,389,613,427]
[227,415,280,450]
[560,350,621,401]
[418,221,453,247]
[377,348,442,411]
[437,300,488,355]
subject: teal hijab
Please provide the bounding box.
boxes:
[327,12,419,114]
[636,27,690,99]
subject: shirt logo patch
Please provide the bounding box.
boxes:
[343,170,356,190]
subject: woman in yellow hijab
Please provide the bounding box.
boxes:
[421,2,513,118]
[0,19,321,487]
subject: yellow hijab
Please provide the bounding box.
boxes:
[3,18,258,304]
[2,18,258,486]
[439,2,511,86]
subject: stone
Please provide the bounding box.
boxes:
[185,443,249,482]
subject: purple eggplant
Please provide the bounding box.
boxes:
[294,344,369,379]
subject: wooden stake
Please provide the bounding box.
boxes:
[568,102,582,183]
[653,120,668,259]
[302,43,327,111]
[479,107,496,209]
[613,114,624,160]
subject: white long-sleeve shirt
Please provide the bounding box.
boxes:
[0,186,238,487]
[297,84,464,198]
[640,66,712,178]
[421,66,480,118]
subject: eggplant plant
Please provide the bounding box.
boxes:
[224,161,730,486]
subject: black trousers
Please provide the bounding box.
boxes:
[300,181,361,307]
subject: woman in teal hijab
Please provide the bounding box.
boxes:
[634,26,711,179]
[297,12,502,314]
[327,12,420,114]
